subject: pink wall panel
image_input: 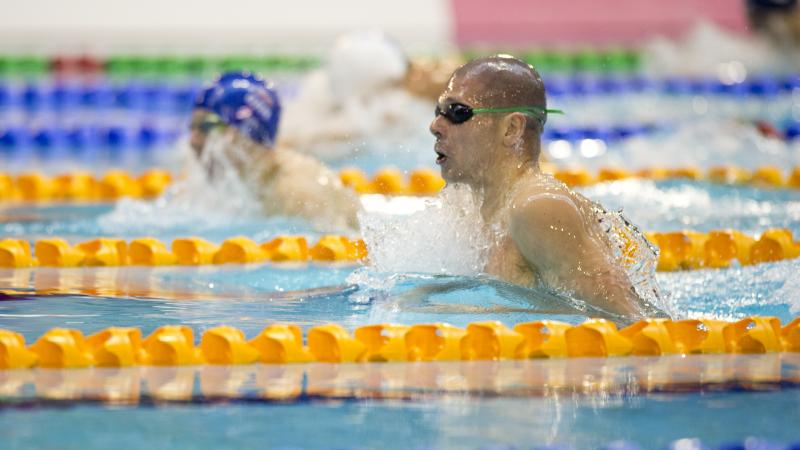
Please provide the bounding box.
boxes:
[450,0,750,46]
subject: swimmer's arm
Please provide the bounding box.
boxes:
[270,153,361,230]
[509,194,638,317]
[388,278,588,316]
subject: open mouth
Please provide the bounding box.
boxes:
[435,150,447,165]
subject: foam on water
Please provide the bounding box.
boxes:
[774,263,800,315]
[658,257,800,320]
[614,120,794,170]
[99,132,266,234]
[557,119,796,172]
[358,184,490,275]
[643,21,800,75]
[356,182,669,321]
[579,179,800,234]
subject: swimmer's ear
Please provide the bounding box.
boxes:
[500,112,526,148]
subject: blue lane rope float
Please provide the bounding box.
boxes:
[2,74,800,111]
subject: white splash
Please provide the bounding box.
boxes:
[555,119,796,173]
[658,257,800,318]
[358,184,490,276]
[579,178,800,234]
[612,120,795,171]
[278,30,434,162]
[99,133,262,233]
[774,263,800,315]
[642,21,799,76]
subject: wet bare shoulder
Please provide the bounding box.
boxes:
[508,174,575,213]
[507,173,592,257]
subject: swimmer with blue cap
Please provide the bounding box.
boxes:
[430,55,662,318]
[190,71,359,231]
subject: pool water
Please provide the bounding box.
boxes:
[1,179,800,448]
[4,390,799,450]
[3,58,800,448]
[1,355,799,449]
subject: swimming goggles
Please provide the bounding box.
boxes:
[191,113,225,133]
[435,102,564,125]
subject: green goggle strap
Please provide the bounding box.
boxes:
[194,112,226,132]
[471,106,565,124]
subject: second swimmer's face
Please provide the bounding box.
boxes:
[429,74,499,184]
[189,110,237,159]
[189,110,215,157]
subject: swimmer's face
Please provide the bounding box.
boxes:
[750,4,800,46]
[189,110,213,157]
[189,110,231,159]
[792,7,800,43]
[429,75,501,184]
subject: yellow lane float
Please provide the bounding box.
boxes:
[2,316,799,369]
[1,228,799,271]
[6,164,800,204]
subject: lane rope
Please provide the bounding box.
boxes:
[1,316,799,369]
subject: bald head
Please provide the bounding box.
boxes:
[452,55,548,134]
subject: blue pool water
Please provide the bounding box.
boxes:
[1,390,798,450]
[0,259,798,340]
[1,350,798,449]
[1,181,800,447]
[4,178,800,241]
[3,62,800,448]
[1,353,799,450]
[3,175,800,450]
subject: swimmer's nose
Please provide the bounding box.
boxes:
[189,129,206,155]
[429,114,445,138]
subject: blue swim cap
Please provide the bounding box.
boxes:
[193,71,281,148]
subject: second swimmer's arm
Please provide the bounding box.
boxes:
[269,152,361,231]
[509,193,639,317]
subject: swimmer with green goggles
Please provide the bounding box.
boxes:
[434,102,564,126]
[429,55,662,320]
